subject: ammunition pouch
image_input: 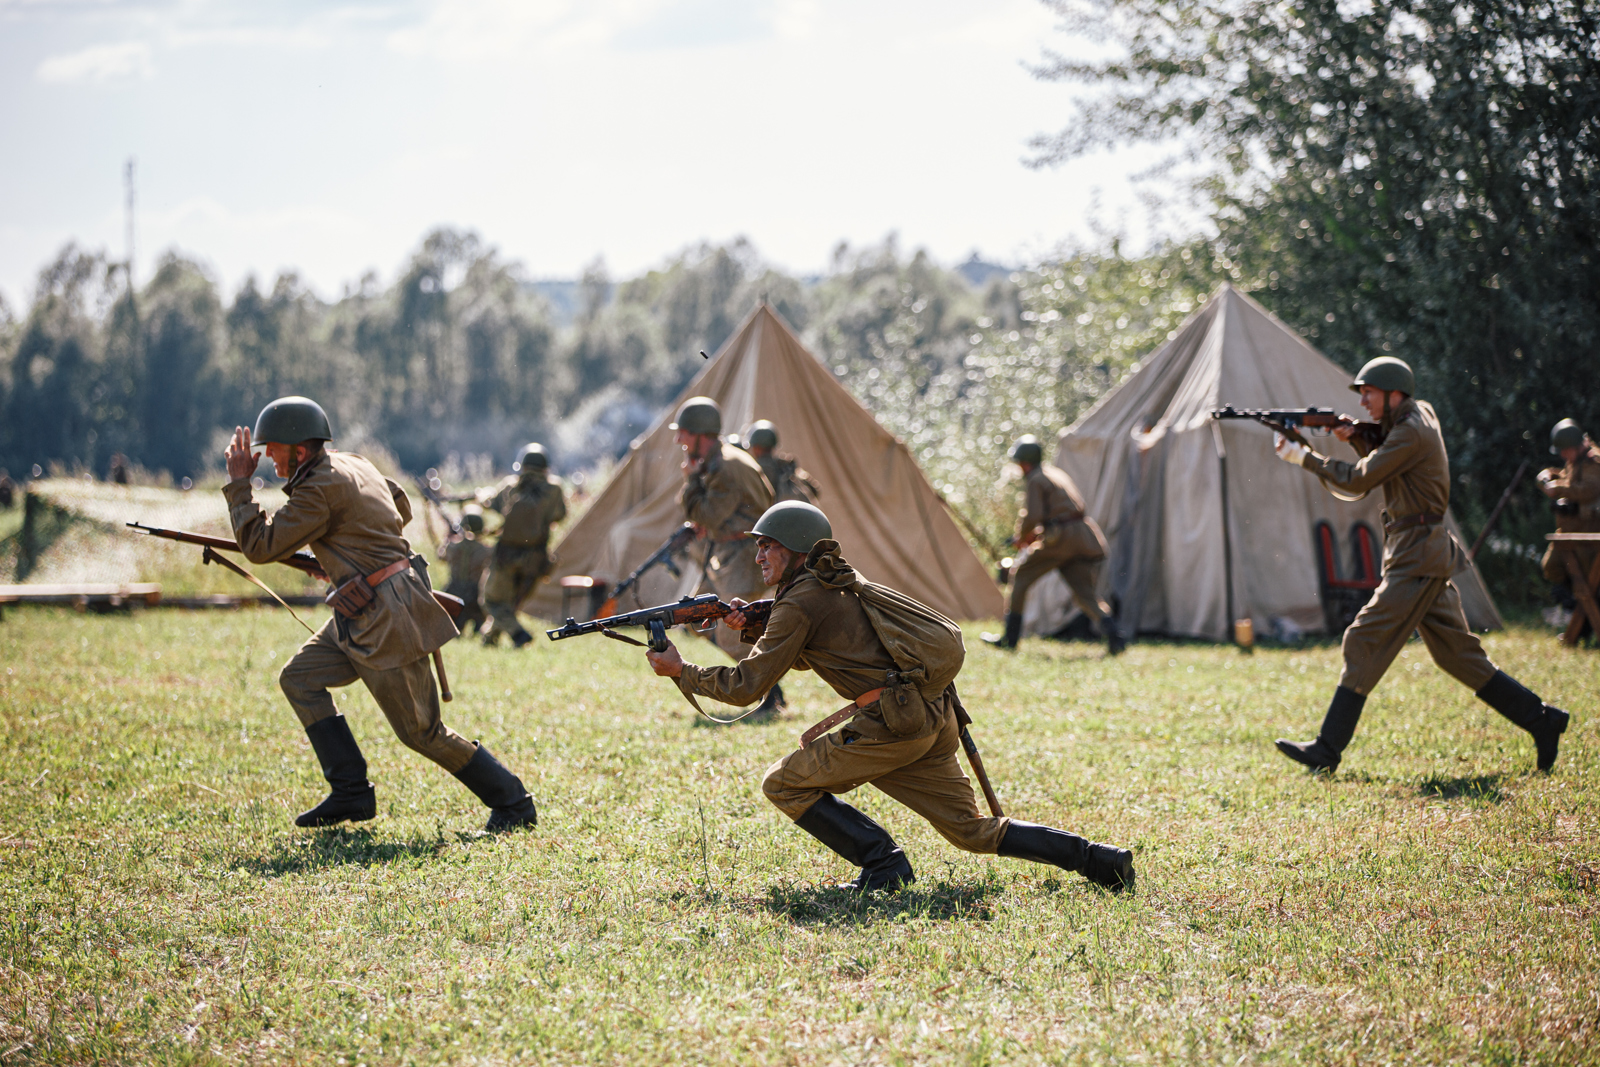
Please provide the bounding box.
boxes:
[880,669,931,737]
[325,558,411,619]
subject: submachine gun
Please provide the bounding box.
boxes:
[547,592,773,652]
[1210,406,1384,450]
[594,522,699,618]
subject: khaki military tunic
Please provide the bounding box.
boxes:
[440,535,491,632]
[676,542,1008,855]
[1008,463,1111,622]
[1299,398,1497,696]
[225,451,474,773]
[482,473,567,642]
[1539,447,1600,583]
[755,451,821,504]
[681,442,773,659]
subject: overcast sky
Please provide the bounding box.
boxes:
[0,0,1197,308]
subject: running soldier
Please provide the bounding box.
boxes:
[438,504,491,634]
[1536,418,1600,619]
[1271,358,1571,773]
[480,443,566,648]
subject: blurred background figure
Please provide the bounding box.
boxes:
[744,420,821,505]
[479,443,567,648]
[1537,418,1600,633]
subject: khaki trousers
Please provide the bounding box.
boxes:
[483,545,549,640]
[696,539,768,661]
[1008,536,1109,621]
[279,619,476,773]
[1339,575,1497,696]
[762,702,1010,854]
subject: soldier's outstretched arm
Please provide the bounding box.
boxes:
[663,601,812,708]
[1298,422,1423,494]
[224,473,331,565]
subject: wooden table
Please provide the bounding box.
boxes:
[1546,533,1600,647]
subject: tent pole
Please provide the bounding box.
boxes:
[1213,422,1236,635]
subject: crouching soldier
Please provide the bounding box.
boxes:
[645,501,1134,892]
[224,397,537,831]
[1271,359,1571,774]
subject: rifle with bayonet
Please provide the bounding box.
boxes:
[1211,406,1384,450]
[548,592,773,651]
[595,522,699,618]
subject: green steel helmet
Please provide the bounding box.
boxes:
[462,504,485,534]
[747,420,779,450]
[253,396,332,444]
[1010,435,1044,466]
[670,396,722,436]
[513,442,549,473]
[1551,418,1586,454]
[751,501,832,553]
[1350,356,1415,396]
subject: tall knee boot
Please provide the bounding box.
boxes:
[1476,670,1570,772]
[452,743,538,831]
[982,613,1024,650]
[296,716,377,828]
[1276,686,1366,772]
[793,794,914,892]
[998,820,1135,891]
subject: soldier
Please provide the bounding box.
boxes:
[223,397,537,831]
[1271,358,1570,773]
[744,420,821,504]
[645,501,1134,892]
[983,435,1122,654]
[0,469,14,509]
[480,443,567,648]
[672,396,784,718]
[1536,418,1600,618]
[438,504,491,635]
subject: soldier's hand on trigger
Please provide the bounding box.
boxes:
[1333,423,1357,443]
[723,597,749,631]
[225,426,258,482]
[646,641,685,679]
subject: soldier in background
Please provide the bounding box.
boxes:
[672,396,784,718]
[480,443,567,648]
[0,469,14,509]
[1537,418,1600,621]
[745,420,821,504]
[983,436,1122,654]
[224,396,536,832]
[109,453,130,485]
[439,504,491,635]
[1271,358,1570,774]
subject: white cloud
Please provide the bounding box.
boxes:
[36,40,154,83]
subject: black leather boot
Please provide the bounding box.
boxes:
[997,820,1135,891]
[1104,619,1127,656]
[744,683,786,723]
[1276,686,1365,772]
[793,794,914,892]
[1476,670,1570,772]
[452,743,538,831]
[296,716,377,828]
[981,613,1024,650]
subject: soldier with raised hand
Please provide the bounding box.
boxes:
[439,504,491,635]
[480,443,567,648]
[744,420,821,504]
[1536,419,1600,616]
[645,501,1134,893]
[1271,358,1571,774]
[224,397,537,832]
[672,396,785,718]
[983,435,1122,654]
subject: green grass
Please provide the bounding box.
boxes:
[0,611,1595,1064]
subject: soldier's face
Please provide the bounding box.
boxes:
[1357,385,1404,421]
[261,442,307,478]
[1560,446,1581,463]
[755,537,797,585]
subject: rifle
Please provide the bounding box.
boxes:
[547,592,773,651]
[412,475,463,545]
[1211,406,1384,450]
[595,522,698,618]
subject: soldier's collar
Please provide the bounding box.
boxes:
[284,449,328,495]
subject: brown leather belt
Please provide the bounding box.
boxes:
[799,686,886,749]
[1384,513,1445,535]
[366,558,412,586]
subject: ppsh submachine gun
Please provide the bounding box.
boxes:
[547,592,773,652]
[1211,406,1384,450]
[595,522,699,619]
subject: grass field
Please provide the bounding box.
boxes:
[1,609,1595,1064]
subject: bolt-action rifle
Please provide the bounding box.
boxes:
[1211,406,1384,450]
[547,592,773,652]
[595,522,699,618]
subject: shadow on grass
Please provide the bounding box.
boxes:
[754,876,1009,926]
[1415,772,1506,803]
[234,828,453,876]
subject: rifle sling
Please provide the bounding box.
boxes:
[201,546,316,634]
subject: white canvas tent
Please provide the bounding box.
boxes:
[1025,284,1502,640]
[530,304,1005,625]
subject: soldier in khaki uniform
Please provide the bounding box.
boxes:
[745,420,821,504]
[671,397,785,717]
[480,443,567,648]
[1271,359,1570,773]
[438,505,491,635]
[983,436,1122,654]
[224,397,536,831]
[1537,419,1600,612]
[646,501,1134,892]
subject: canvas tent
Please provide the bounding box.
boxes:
[1024,284,1502,641]
[529,304,1006,625]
